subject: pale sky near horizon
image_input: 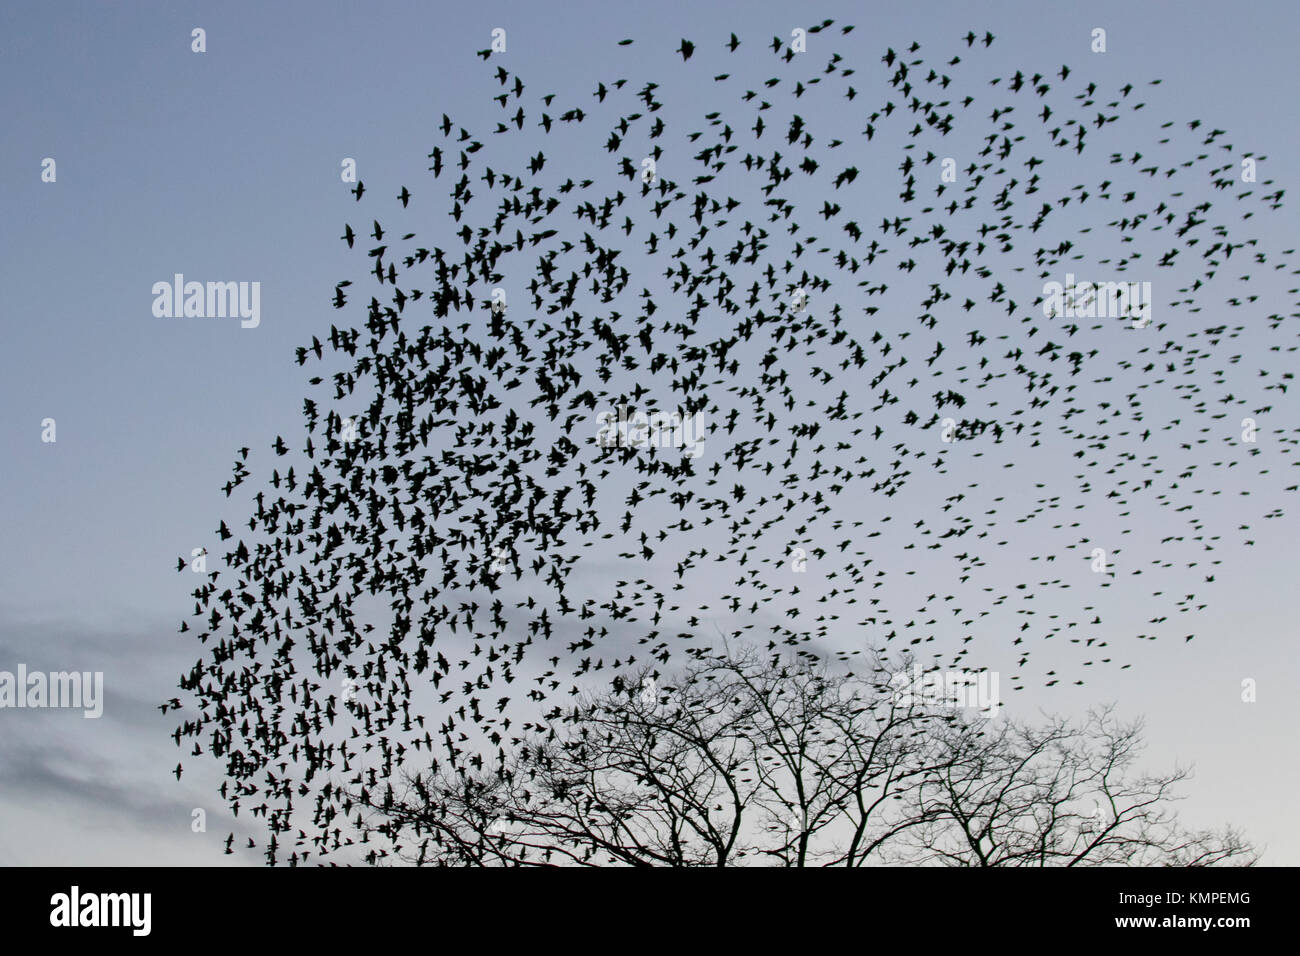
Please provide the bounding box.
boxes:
[1,0,1298,865]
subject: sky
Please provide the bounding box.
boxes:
[1,0,1298,865]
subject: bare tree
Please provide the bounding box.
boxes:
[359,645,960,865]
[892,706,1257,866]
[356,648,1256,867]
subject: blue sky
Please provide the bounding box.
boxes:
[1,0,1298,864]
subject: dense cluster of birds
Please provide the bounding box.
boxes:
[170,22,1298,863]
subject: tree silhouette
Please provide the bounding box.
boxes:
[891,705,1255,866]
[351,646,1253,866]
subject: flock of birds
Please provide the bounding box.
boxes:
[170,22,1298,863]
